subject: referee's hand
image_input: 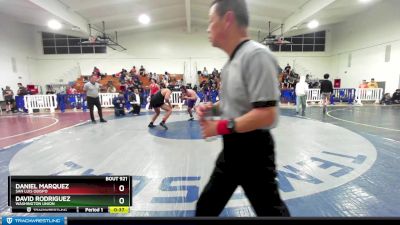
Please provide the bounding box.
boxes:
[199,120,218,138]
[196,102,213,121]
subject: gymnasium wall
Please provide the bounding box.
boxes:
[330,0,400,93]
[30,27,227,87]
[29,25,332,88]
[0,15,36,100]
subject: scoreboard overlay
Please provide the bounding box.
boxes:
[8,176,132,213]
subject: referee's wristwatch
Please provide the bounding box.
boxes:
[227,119,236,133]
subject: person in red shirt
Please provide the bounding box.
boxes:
[359,80,368,88]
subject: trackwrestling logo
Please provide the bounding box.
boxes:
[2,217,64,225]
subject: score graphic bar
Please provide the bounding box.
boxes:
[8,176,132,213]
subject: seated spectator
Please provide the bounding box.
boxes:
[177,79,183,86]
[129,88,142,115]
[368,78,379,88]
[120,71,127,84]
[2,86,15,113]
[392,89,400,104]
[212,68,218,76]
[107,82,117,93]
[113,93,126,117]
[380,93,392,105]
[305,74,312,86]
[202,84,211,102]
[92,66,100,76]
[151,72,158,81]
[203,67,208,77]
[130,66,137,75]
[139,65,146,76]
[17,83,28,96]
[66,86,77,95]
[164,71,170,82]
[284,64,291,73]
[359,80,368,88]
[46,86,56,94]
[114,69,127,79]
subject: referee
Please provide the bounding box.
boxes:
[196,0,290,217]
[83,75,107,123]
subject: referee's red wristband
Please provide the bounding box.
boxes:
[217,120,231,135]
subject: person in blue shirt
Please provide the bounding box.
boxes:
[113,92,126,117]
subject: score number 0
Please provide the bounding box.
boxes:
[118,184,125,205]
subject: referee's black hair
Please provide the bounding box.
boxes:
[211,0,249,28]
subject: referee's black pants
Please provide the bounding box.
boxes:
[87,96,104,122]
[196,130,290,217]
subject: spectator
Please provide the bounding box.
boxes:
[152,72,158,81]
[392,89,400,104]
[295,76,308,116]
[129,88,142,115]
[284,64,291,73]
[287,70,299,89]
[107,82,117,93]
[120,71,127,84]
[93,66,100,76]
[113,92,126,117]
[164,71,170,82]
[368,78,379,88]
[212,68,218,76]
[115,69,127,79]
[203,67,208,77]
[177,79,183,86]
[203,84,211,102]
[130,66,137,75]
[320,74,333,114]
[46,86,56,94]
[359,80,368,88]
[305,74,311,87]
[132,73,140,84]
[380,93,392,105]
[2,86,15,113]
[139,65,146,76]
[66,86,77,95]
[17,83,28,96]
